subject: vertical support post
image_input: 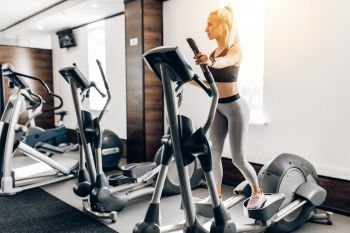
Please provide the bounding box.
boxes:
[2,93,25,177]
[70,81,97,183]
[160,64,196,227]
[0,64,5,117]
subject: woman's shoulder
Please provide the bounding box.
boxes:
[229,42,241,49]
[227,43,242,54]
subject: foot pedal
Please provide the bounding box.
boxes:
[122,162,157,178]
[108,174,134,186]
[180,197,214,218]
[243,193,285,221]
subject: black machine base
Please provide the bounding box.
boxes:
[133,203,160,233]
[133,222,160,233]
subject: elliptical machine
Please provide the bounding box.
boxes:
[185,39,333,232]
[134,39,332,233]
[0,63,78,195]
[59,60,203,222]
[134,42,235,232]
[24,101,77,156]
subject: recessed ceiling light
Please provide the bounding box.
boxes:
[59,12,65,20]
[37,26,44,30]
[91,3,98,8]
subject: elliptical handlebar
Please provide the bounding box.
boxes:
[12,71,51,93]
[43,92,64,113]
[143,42,218,135]
[96,60,110,92]
[192,74,213,97]
[2,63,64,113]
[186,38,215,84]
[25,90,42,110]
[87,81,107,98]
[186,38,218,135]
[13,72,64,113]
[96,59,111,122]
[59,61,111,122]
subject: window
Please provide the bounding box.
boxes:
[221,0,265,124]
[87,21,106,111]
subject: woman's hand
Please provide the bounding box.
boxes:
[195,52,211,65]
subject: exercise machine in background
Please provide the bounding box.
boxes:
[25,107,77,156]
[0,63,78,195]
[59,60,203,222]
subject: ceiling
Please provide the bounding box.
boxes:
[0,0,124,47]
[0,0,63,31]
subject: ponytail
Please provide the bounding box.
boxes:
[210,4,238,47]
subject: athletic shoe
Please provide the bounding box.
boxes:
[247,193,267,209]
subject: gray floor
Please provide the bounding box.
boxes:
[41,176,350,233]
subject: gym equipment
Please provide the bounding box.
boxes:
[153,146,204,196]
[101,129,124,170]
[24,109,67,148]
[134,42,235,233]
[23,76,123,168]
[107,86,204,195]
[59,60,203,222]
[133,39,332,233]
[187,39,332,232]
[0,63,78,195]
[24,101,78,156]
[196,154,333,232]
[0,63,77,156]
[108,145,204,195]
[25,110,75,153]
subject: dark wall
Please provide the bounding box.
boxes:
[125,0,145,162]
[0,45,54,128]
[125,0,164,162]
[143,0,164,161]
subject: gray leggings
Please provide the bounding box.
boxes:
[209,97,258,188]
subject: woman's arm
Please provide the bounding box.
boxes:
[195,45,242,68]
[212,46,242,68]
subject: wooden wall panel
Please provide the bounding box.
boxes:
[125,0,145,163]
[0,45,54,128]
[125,0,163,162]
[143,0,163,161]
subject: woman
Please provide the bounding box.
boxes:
[194,5,266,209]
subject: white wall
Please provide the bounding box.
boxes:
[52,15,127,139]
[163,0,219,126]
[52,25,89,128]
[103,16,126,139]
[163,0,350,180]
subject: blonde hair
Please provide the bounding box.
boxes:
[210,5,239,47]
